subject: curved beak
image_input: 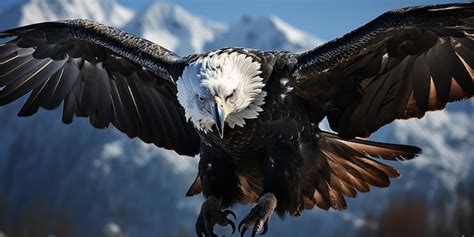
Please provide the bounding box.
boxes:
[212,96,232,138]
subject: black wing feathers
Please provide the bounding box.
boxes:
[294,3,474,138]
[0,20,200,156]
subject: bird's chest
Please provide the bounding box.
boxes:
[200,94,307,159]
[199,121,267,158]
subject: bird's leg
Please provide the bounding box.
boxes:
[196,196,236,237]
[239,140,302,236]
[238,193,277,237]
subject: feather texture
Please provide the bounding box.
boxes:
[294,3,474,138]
[300,131,420,211]
[177,51,266,132]
[0,20,200,156]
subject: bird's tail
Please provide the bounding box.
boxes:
[318,131,421,162]
[302,131,421,211]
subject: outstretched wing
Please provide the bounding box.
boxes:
[0,19,200,156]
[293,3,474,138]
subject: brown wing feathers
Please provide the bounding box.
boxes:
[303,132,421,211]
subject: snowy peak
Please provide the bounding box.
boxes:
[269,15,320,47]
[392,102,474,192]
[0,0,133,29]
[205,15,324,53]
[0,0,323,56]
[124,3,227,55]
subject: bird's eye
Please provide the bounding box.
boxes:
[198,96,205,102]
[226,89,236,100]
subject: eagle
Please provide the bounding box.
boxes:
[0,3,473,237]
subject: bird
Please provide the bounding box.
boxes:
[0,2,473,236]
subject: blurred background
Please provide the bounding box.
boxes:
[0,0,473,236]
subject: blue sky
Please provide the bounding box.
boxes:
[121,0,462,39]
[0,0,463,40]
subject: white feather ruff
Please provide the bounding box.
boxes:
[176,52,266,132]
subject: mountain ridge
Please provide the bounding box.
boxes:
[123,3,227,55]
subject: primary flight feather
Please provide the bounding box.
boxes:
[0,3,473,236]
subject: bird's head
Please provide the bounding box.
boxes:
[177,51,267,138]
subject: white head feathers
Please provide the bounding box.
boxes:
[176,51,267,132]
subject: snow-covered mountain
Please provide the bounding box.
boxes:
[0,0,472,236]
[0,0,133,30]
[124,3,227,55]
[205,15,324,53]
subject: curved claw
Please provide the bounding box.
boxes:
[251,229,258,237]
[238,193,276,236]
[240,226,248,237]
[224,209,236,220]
[238,219,245,233]
[228,219,236,235]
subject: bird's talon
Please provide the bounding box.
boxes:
[196,197,237,237]
[238,193,276,237]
